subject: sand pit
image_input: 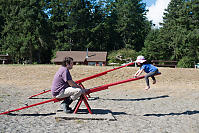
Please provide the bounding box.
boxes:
[0,65,199,133]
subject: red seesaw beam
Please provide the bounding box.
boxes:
[75,62,135,84]
[28,90,51,99]
[0,98,65,115]
[73,73,161,114]
[89,72,161,93]
[28,62,135,98]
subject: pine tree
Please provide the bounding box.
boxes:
[114,0,149,51]
[49,0,93,52]
[149,0,199,67]
[88,0,122,51]
[1,0,52,63]
[0,1,5,52]
[184,0,199,63]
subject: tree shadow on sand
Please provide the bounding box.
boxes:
[144,110,199,117]
[100,95,169,101]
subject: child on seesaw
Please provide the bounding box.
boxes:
[134,55,160,90]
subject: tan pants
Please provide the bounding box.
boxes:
[55,87,83,101]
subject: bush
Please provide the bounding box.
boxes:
[177,56,195,68]
[108,48,138,65]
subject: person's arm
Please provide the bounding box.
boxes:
[134,69,144,77]
[68,80,89,94]
[134,69,140,76]
[67,80,82,88]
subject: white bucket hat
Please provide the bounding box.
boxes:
[135,55,146,63]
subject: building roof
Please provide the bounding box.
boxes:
[51,51,107,63]
[0,55,9,57]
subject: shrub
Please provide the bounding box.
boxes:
[108,48,138,65]
[177,56,195,68]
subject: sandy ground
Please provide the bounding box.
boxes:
[0,65,199,133]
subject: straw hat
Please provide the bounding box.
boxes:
[135,55,146,63]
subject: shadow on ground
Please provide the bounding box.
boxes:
[76,108,127,115]
[100,95,169,101]
[144,110,199,117]
[5,109,127,117]
[29,97,52,99]
[6,113,56,116]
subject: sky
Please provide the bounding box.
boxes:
[143,0,171,28]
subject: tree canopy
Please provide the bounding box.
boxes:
[0,0,198,67]
[142,0,199,67]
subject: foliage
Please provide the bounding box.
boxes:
[48,0,93,52]
[107,48,138,65]
[177,56,195,68]
[141,29,171,61]
[0,0,52,63]
[142,0,199,67]
[0,0,198,68]
[114,0,150,51]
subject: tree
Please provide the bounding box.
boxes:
[88,0,122,51]
[49,0,93,52]
[159,0,185,61]
[144,0,199,67]
[0,1,5,51]
[114,0,150,51]
[1,0,52,63]
[163,0,199,64]
[142,29,166,61]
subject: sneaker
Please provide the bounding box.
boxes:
[145,86,150,90]
[60,103,72,113]
[152,79,156,84]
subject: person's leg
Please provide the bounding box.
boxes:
[151,70,159,84]
[60,97,73,113]
[56,87,83,113]
[63,87,83,101]
[56,87,83,100]
[151,76,156,84]
[144,74,150,90]
[144,71,157,90]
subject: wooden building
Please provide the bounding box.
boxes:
[51,51,107,66]
[0,54,11,64]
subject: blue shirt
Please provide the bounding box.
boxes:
[140,64,158,73]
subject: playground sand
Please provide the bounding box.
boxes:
[0,65,199,133]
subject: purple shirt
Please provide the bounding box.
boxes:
[51,66,72,97]
[140,64,158,73]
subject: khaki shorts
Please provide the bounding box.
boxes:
[55,87,83,101]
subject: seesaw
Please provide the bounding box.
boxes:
[0,72,161,115]
[0,62,134,115]
[28,62,135,99]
